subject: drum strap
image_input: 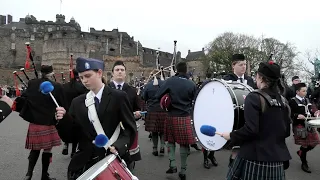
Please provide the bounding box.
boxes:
[85,91,122,151]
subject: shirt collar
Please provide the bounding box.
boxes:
[236,74,245,79]
[94,84,105,102]
[113,81,124,87]
[295,95,304,101]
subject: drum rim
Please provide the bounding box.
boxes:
[191,78,233,150]
[76,154,117,180]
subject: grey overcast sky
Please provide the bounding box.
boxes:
[1,0,320,62]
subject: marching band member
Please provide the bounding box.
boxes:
[0,95,13,123]
[61,69,88,157]
[21,65,66,180]
[221,61,291,180]
[199,72,218,169]
[156,62,197,180]
[223,54,256,88]
[289,82,320,173]
[107,60,142,171]
[142,69,167,156]
[55,57,136,179]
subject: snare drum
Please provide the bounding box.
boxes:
[192,79,253,151]
[307,119,320,128]
[76,154,138,180]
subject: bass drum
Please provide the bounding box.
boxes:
[192,79,253,151]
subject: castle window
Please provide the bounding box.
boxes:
[33,28,37,32]
[48,27,52,32]
[151,51,153,54]
[109,38,113,41]
[57,27,60,30]
[143,48,145,52]
[109,48,115,52]
[49,33,53,38]
[30,35,35,41]
[96,36,99,40]
[63,32,67,36]
[80,33,84,38]
[129,43,133,47]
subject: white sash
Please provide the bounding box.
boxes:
[85,91,121,150]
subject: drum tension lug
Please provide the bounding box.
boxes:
[113,170,122,180]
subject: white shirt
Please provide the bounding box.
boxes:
[236,74,247,84]
[88,84,105,121]
[94,84,105,103]
[295,95,304,102]
[113,81,124,90]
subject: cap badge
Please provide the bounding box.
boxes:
[85,62,90,69]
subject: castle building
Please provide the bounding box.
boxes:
[0,14,204,83]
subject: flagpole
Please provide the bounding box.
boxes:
[59,0,62,14]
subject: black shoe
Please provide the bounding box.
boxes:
[159,147,165,155]
[208,156,218,166]
[152,151,158,156]
[62,148,68,155]
[191,144,201,151]
[166,167,177,174]
[23,173,32,180]
[41,173,56,180]
[179,173,186,180]
[203,159,210,169]
[301,163,311,173]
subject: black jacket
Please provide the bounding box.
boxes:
[56,86,136,172]
[19,78,66,125]
[230,89,291,162]
[0,100,12,123]
[223,73,256,89]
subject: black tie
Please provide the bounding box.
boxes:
[117,84,122,90]
[301,99,306,105]
[94,97,100,110]
[239,77,243,83]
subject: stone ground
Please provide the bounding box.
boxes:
[0,112,319,180]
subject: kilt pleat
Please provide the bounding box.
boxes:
[145,112,167,133]
[164,116,196,145]
[227,157,285,180]
[293,125,320,147]
[25,123,61,150]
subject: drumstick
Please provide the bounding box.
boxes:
[200,125,221,137]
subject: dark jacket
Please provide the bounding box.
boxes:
[230,89,291,162]
[19,78,66,125]
[108,82,141,112]
[156,74,197,116]
[223,73,256,89]
[63,79,88,110]
[142,78,164,112]
[56,86,136,172]
[0,100,12,123]
[289,97,315,127]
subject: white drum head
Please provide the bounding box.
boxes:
[308,120,320,126]
[193,80,234,151]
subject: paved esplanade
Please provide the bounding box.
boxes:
[0,112,319,180]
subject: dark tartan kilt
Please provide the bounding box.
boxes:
[227,156,285,180]
[293,125,320,147]
[145,111,167,133]
[25,123,61,150]
[139,98,147,111]
[164,116,196,145]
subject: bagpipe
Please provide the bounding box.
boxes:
[135,40,178,96]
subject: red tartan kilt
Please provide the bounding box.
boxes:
[145,112,167,133]
[164,116,196,145]
[25,123,61,150]
[293,125,320,147]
